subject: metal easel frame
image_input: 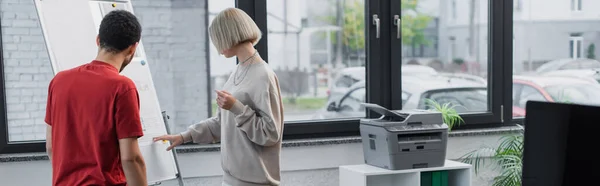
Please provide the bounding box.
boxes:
[150,111,185,186]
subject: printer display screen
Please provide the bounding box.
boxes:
[421,88,487,113]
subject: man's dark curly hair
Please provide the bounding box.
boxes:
[98,10,142,54]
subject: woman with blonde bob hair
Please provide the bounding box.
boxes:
[154,7,284,186]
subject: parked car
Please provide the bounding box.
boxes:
[328,67,365,102]
[437,72,487,85]
[535,58,600,73]
[314,74,488,120]
[541,69,600,84]
[512,75,600,117]
[327,65,438,102]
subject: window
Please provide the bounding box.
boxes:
[561,59,600,70]
[0,0,224,153]
[420,89,488,113]
[1,0,513,153]
[313,86,365,120]
[266,0,366,122]
[404,19,439,58]
[515,0,523,12]
[1,2,55,143]
[545,84,600,105]
[570,34,583,59]
[402,91,411,107]
[338,87,366,112]
[210,0,238,117]
[512,84,523,106]
[514,1,600,121]
[571,0,582,11]
[517,85,546,108]
[400,0,506,126]
[452,0,457,20]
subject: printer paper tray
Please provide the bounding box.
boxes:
[397,139,441,145]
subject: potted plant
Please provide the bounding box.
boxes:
[425,99,464,131]
[459,125,524,186]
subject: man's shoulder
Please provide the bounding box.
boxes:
[52,64,137,92]
[113,75,137,94]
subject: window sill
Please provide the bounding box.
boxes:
[0,125,522,163]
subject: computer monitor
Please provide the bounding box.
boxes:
[522,101,600,186]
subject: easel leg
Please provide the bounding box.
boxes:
[162,111,186,186]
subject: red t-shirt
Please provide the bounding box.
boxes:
[45,60,144,186]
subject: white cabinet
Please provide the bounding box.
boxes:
[339,160,472,186]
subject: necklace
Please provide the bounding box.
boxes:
[234,50,258,86]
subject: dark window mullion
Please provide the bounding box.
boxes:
[235,0,268,63]
[390,0,402,110]
[497,0,513,125]
[366,0,389,118]
[0,12,9,153]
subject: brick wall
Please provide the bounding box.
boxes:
[169,0,209,133]
[132,0,209,133]
[1,0,53,141]
[0,0,209,141]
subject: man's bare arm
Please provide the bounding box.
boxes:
[119,137,147,186]
[46,125,52,161]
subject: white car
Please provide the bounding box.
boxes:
[541,69,600,84]
[535,58,600,73]
[327,65,438,101]
[315,74,488,120]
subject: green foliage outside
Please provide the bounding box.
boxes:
[587,43,596,59]
[320,0,433,52]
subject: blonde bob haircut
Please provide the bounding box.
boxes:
[209,8,262,53]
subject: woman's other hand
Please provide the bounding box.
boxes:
[216,90,237,110]
[153,134,184,151]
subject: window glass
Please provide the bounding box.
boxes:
[420,89,488,113]
[402,91,411,106]
[0,0,232,142]
[402,0,490,114]
[339,88,366,112]
[512,84,522,106]
[514,1,600,118]
[518,86,546,108]
[267,0,366,121]
[209,0,237,117]
[545,84,600,105]
[1,1,55,141]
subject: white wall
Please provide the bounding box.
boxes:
[516,0,600,21]
[448,0,600,26]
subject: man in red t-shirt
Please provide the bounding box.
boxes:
[45,10,147,186]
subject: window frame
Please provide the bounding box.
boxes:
[0,0,515,154]
[569,35,583,59]
[571,0,582,12]
[390,0,513,129]
[0,17,46,153]
[236,0,384,139]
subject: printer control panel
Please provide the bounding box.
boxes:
[387,124,443,132]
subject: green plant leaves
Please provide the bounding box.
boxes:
[459,132,524,186]
[424,99,465,131]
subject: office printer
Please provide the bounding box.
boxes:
[360,103,448,170]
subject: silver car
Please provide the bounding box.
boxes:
[535,58,600,73]
[314,74,488,120]
[327,65,438,102]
